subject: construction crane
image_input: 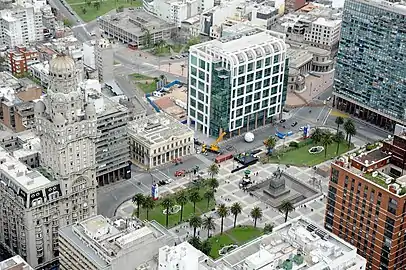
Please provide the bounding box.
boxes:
[202,131,227,154]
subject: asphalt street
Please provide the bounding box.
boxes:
[97,155,212,217]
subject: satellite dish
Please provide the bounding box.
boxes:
[244,132,255,143]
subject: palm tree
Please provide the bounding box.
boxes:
[345,121,357,149]
[189,190,201,213]
[335,116,344,132]
[86,0,91,6]
[343,119,355,142]
[208,163,219,179]
[161,197,174,228]
[176,191,188,222]
[217,204,229,234]
[264,136,277,157]
[159,74,167,84]
[132,193,145,218]
[168,62,172,72]
[188,236,201,249]
[200,239,212,255]
[321,131,334,158]
[82,7,87,14]
[250,207,263,228]
[203,190,214,209]
[203,216,216,237]
[334,131,345,155]
[142,196,155,220]
[278,200,294,223]
[189,215,202,237]
[264,223,274,234]
[312,128,324,144]
[208,178,219,190]
[180,64,185,76]
[230,202,242,228]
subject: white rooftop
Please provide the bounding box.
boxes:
[0,146,51,192]
[312,17,341,27]
[0,255,34,270]
[127,113,193,147]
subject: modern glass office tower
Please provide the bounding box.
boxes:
[187,28,288,138]
[333,0,406,130]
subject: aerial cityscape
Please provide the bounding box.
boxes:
[0,0,404,269]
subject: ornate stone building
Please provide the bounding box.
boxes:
[0,54,98,269]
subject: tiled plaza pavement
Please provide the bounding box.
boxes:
[116,158,331,243]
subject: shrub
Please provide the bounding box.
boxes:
[289,141,299,148]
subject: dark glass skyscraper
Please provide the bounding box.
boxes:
[333,0,406,130]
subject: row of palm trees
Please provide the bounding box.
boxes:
[132,177,220,228]
[312,117,357,158]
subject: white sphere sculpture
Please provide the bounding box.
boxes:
[244,132,255,143]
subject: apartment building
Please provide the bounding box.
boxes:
[83,81,132,186]
[325,125,406,270]
[159,217,366,270]
[152,0,199,27]
[0,72,42,132]
[128,113,194,169]
[59,215,176,270]
[0,0,45,48]
[0,55,98,269]
[187,27,287,138]
[95,39,114,83]
[304,17,341,52]
[7,47,39,77]
[0,255,34,270]
[333,0,406,130]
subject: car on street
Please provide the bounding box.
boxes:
[291,121,298,127]
[170,57,175,60]
[174,170,185,177]
[280,119,286,123]
[299,126,305,131]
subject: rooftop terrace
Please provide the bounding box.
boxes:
[193,216,366,269]
[334,143,406,196]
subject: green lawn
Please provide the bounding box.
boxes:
[267,142,354,167]
[209,226,262,259]
[131,73,153,80]
[68,0,142,22]
[137,185,215,228]
[136,82,157,93]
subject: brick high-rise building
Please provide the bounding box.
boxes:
[325,125,406,270]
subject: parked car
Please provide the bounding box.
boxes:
[280,119,286,123]
[299,126,305,131]
[174,170,185,177]
[291,121,298,127]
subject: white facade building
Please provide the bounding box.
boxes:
[0,0,45,48]
[127,113,194,169]
[304,17,341,51]
[187,28,287,137]
[0,55,98,269]
[158,217,367,270]
[59,215,175,270]
[153,0,199,27]
[83,40,96,70]
[29,61,50,87]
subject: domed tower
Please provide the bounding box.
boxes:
[34,54,98,255]
[45,54,85,124]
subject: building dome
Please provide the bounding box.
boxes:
[50,54,76,75]
[34,100,45,114]
[53,113,66,125]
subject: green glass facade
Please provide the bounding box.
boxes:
[334,0,406,121]
[209,62,232,137]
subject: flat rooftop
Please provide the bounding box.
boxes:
[59,215,173,269]
[213,217,365,269]
[99,9,175,36]
[192,29,286,62]
[0,255,34,270]
[0,146,51,192]
[287,47,313,69]
[127,113,193,147]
